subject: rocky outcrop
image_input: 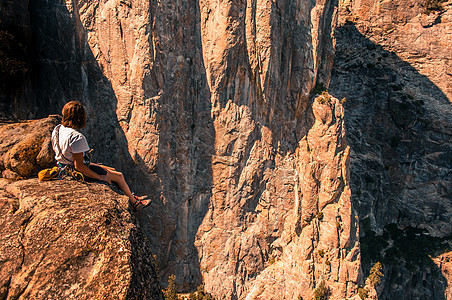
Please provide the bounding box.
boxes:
[0,115,60,179]
[0,178,162,300]
[331,0,452,299]
[195,93,360,299]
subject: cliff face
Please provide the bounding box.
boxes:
[1,0,362,298]
[1,0,450,299]
[331,0,452,299]
[78,0,361,298]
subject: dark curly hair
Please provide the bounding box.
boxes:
[61,101,86,129]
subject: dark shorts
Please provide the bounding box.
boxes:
[86,164,107,181]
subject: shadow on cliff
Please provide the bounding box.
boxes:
[22,0,139,178]
[131,0,215,291]
[329,23,451,300]
[22,1,162,295]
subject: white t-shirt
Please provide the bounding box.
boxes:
[52,124,90,165]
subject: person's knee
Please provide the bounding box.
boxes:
[113,171,125,181]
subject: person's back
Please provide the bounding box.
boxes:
[52,101,151,211]
[52,124,90,165]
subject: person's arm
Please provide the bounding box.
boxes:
[73,152,111,184]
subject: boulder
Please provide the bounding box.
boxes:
[0,178,162,300]
[0,115,60,178]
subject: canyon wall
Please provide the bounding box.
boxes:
[1,0,362,298]
[1,0,450,299]
[330,0,452,299]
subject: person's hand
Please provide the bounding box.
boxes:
[103,174,111,184]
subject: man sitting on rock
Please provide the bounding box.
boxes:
[51,100,151,211]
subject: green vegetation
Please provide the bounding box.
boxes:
[317,91,332,105]
[423,0,446,14]
[368,262,384,287]
[313,281,330,300]
[356,262,383,299]
[163,275,213,300]
[358,287,369,299]
[311,83,328,96]
[187,285,214,300]
[360,217,451,277]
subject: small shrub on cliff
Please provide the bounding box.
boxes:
[163,274,178,300]
[358,287,369,299]
[317,211,324,220]
[311,83,328,95]
[313,281,330,300]
[368,262,384,287]
[188,285,213,300]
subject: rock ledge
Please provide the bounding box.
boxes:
[0,178,162,300]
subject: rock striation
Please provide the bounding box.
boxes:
[331,0,452,299]
[2,0,450,299]
[0,177,162,300]
[0,0,364,298]
[196,93,360,299]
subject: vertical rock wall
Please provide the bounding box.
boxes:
[331,0,451,299]
[1,0,363,298]
[194,0,359,298]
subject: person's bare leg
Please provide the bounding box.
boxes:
[90,163,116,172]
[106,169,150,207]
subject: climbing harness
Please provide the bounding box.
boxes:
[57,162,85,182]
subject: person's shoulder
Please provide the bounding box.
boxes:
[59,125,86,142]
[52,124,61,132]
[69,129,86,141]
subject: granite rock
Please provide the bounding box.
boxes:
[331,0,452,299]
[0,178,162,300]
[0,115,60,178]
[4,0,450,298]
